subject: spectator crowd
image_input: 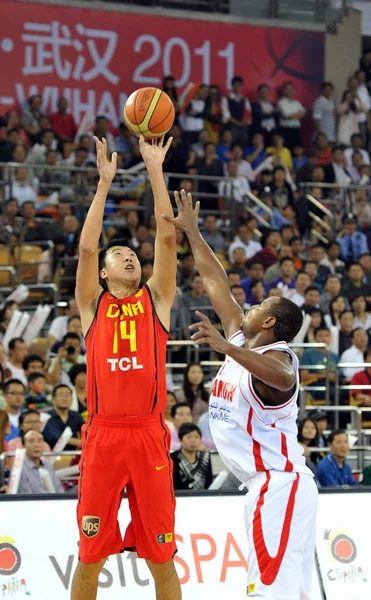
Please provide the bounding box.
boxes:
[3,51,371,492]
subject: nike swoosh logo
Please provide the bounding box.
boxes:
[156,465,167,471]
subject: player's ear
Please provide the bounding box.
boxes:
[262,315,276,330]
[100,268,107,281]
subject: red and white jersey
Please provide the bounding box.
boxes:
[209,331,312,484]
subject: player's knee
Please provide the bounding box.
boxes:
[77,558,106,579]
[146,559,176,584]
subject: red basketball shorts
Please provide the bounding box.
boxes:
[77,413,177,564]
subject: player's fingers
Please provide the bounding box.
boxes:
[164,136,173,152]
[158,135,164,148]
[181,189,188,205]
[195,310,210,324]
[186,192,193,210]
[139,135,144,146]
[161,214,178,226]
[111,152,118,167]
[102,137,107,156]
[191,336,209,346]
[194,200,201,219]
[174,191,182,210]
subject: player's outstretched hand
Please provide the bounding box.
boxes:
[139,135,172,169]
[94,136,117,184]
[162,189,200,234]
[189,311,230,354]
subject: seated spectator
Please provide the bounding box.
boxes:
[8,409,51,453]
[0,410,10,457]
[49,96,77,142]
[277,81,306,150]
[201,215,226,252]
[330,146,351,186]
[342,263,371,304]
[218,159,250,203]
[247,230,282,270]
[241,261,269,300]
[251,85,276,145]
[311,410,328,447]
[344,133,370,167]
[204,84,222,143]
[320,275,343,314]
[303,308,325,344]
[271,165,295,210]
[287,270,311,306]
[328,296,347,327]
[297,417,320,473]
[4,167,38,206]
[191,127,211,159]
[270,257,296,292]
[301,327,338,404]
[359,253,371,286]
[0,301,19,339]
[351,295,371,330]
[25,372,48,409]
[15,430,63,494]
[337,214,369,264]
[263,244,293,284]
[320,241,346,277]
[47,333,86,385]
[340,327,369,380]
[249,280,267,306]
[4,379,26,442]
[20,201,48,243]
[23,356,46,380]
[230,247,249,279]
[337,90,360,146]
[221,75,251,146]
[292,145,307,170]
[350,346,371,427]
[266,132,293,168]
[48,300,80,348]
[177,252,196,291]
[314,132,332,165]
[165,391,177,431]
[171,423,213,491]
[179,273,213,338]
[316,430,358,487]
[231,285,250,311]
[43,384,84,451]
[228,222,262,263]
[175,363,209,423]
[303,261,322,291]
[338,310,354,355]
[69,364,87,417]
[228,144,255,181]
[244,132,266,169]
[289,236,304,271]
[6,338,28,385]
[21,94,44,144]
[309,245,332,288]
[252,187,292,230]
[170,402,193,451]
[348,150,363,184]
[301,286,321,312]
[295,150,317,185]
[89,115,115,154]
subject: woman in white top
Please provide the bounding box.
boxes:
[351,295,371,330]
[337,90,360,146]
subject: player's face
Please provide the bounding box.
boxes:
[181,431,201,453]
[241,297,279,339]
[102,246,141,287]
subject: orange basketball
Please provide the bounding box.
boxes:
[123,87,175,139]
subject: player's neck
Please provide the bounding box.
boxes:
[108,282,139,299]
[245,334,276,350]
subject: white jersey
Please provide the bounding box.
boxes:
[209,331,312,484]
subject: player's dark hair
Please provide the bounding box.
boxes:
[178,422,202,441]
[297,418,319,448]
[19,409,40,428]
[328,429,347,445]
[52,384,72,398]
[170,402,191,419]
[182,364,209,409]
[268,298,304,343]
[27,371,46,385]
[98,238,138,290]
[3,379,25,394]
[22,354,44,371]
[69,364,87,386]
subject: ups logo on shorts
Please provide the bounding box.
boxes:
[82,515,100,538]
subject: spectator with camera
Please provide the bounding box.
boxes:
[171,423,213,490]
[47,333,85,386]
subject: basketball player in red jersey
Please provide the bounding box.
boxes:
[71,136,181,600]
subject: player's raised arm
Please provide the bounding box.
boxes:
[162,190,243,340]
[75,137,117,335]
[139,136,177,329]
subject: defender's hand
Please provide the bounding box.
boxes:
[139,135,172,169]
[94,137,117,184]
[161,189,200,234]
[189,311,230,354]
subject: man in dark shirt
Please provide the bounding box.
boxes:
[338,310,354,355]
[342,263,371,304]
[171,423,213,490]
[246,230,281,270]
[43,384,84,451]
[317,430,358,487]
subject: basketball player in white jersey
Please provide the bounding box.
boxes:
[163,191,318,600]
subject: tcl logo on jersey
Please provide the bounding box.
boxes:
[107,357,144,372]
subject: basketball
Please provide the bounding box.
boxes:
[123,87,175,138]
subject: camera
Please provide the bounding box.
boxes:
[66,346,75,356]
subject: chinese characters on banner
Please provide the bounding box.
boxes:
[0,0,324,126]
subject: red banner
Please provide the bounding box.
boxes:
[0,0,324,126]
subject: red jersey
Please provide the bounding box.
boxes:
[85,285,168,417]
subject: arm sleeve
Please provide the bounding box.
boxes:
[42,422,59,449]
[312,98,323,120]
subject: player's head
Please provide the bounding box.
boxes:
[241,297,303,343]
[99,238,141,291]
